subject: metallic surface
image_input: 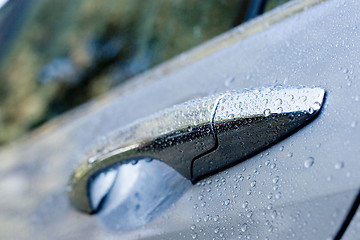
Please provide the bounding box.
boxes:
[1,0,360,239]
[70,86,324,213]
[343,202,360,240]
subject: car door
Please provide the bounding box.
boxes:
[0,0,360,239]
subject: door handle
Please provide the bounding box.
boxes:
[69,85,325,213]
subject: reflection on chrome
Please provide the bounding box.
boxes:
[90,159,189,231]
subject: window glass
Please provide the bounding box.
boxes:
[0,0,289,145]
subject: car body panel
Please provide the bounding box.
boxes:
[0,0,359,239]
[343,205,360,240]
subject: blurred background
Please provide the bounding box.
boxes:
[0,0,289,146]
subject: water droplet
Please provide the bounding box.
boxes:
[213,215,219,222]
[224,199,231,206]
[287,94,295,102]
[241,223,248,232]
[209,103,215,111]
[304,157,314,168]
[343,68,349,74]
[246,73,252,80]
[234,102,242,109]
[131,160,139,165]
[242,201,248,209]
[264,109,271,117]
[247,211,253,218]
[275,98,282,106]
[225,77,235,87]
[272,176,279,184]
[308,107,315,114]
[275,192,282,199]
[271,210,277,219]
[250,180,256,187]
[335,161,344,170]
[88,156,97,164]
[312,101,322,110]
[279,146,284,152]
[191,233,198,239]
[351,120,358,128]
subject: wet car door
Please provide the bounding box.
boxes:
[1,0,360,239]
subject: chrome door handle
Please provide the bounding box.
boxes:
[69,85,325,213]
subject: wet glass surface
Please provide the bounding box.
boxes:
[0,0,238,145]
[0,0,289,145]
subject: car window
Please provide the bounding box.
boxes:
[0,0,289,146]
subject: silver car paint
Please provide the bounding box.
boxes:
[0,0,359,239]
